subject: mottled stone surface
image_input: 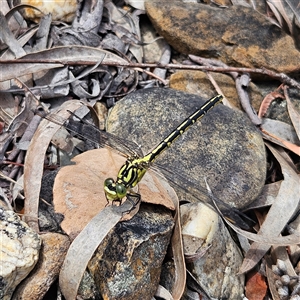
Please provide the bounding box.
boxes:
[169,70,263,111]
[12,233,70,300]
[107,88,266,209]
[145,1,300,74]
[86,204,174,300]
[0,201,41,300]
[181,202,244,299]
[20,0,76,22]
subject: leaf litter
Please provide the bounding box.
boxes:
[1,0,300,299]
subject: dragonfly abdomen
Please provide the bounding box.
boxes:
[144,95,223,163]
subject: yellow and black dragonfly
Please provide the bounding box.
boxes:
[40,95,253,229]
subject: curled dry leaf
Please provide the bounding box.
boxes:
[59,203,128,300]
[239,142,300,274]
[168,188,185,300]
[285,90,300,139]
[261,128,300,156]
[245,272,268,300]
[23,100,83,231]
[258,91,284,118]
[235,74,261,125]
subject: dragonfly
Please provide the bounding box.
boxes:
[40,95,253,229]
[103,95,223,203]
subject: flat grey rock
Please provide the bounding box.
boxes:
[106,88,266,209]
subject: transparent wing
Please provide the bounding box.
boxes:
[42,110,254,229]
[150,162,255,230]
[42,112,144,158]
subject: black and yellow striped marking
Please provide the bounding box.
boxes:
[104,95,223,202]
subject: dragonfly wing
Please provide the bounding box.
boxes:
[44,112,144,158]
[151,162,254,230]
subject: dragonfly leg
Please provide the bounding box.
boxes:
[121,191,141,214]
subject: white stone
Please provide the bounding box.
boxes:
[0,203,41,300]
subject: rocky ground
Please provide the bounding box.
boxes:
[0,1,300,299]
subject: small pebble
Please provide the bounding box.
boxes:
[275,279,283,289]
[277,259,288,274]
[273,265,283,276]
[278,286,289,298]
[291,282,300,296]
[281,274,290,285]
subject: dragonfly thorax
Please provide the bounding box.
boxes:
[104,156,150,202]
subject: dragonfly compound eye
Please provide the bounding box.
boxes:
[115,183,127,198]
[104,178,115,187]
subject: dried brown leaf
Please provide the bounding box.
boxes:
[258,92,284,118]
[267,0,294,33]
[239,143,300,273]
[168,189,186,300]
[0,63,63,82]
[59,204,128,300]
[20,45,127,64]
[245,272,267,300]
[261,128,300,156]
[261,118,300,145]
[23,100,84,231]
[285,93,300,140]
[53,148,176,239]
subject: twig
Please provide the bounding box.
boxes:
[235,74,261,125]
[189,55,239,79]
[133,67,168,85]
[2,59,300,89]
[190,55,262,124]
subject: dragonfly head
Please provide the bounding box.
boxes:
[104,178,127,201]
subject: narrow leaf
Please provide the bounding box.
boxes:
[239,143,300,273]
[286,95,300,139]
[23,100,84,231]
[59,204,129,300]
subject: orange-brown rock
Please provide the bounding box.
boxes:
[169,70,263,111]
[13,233,70,300]
[145,1,300,74]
